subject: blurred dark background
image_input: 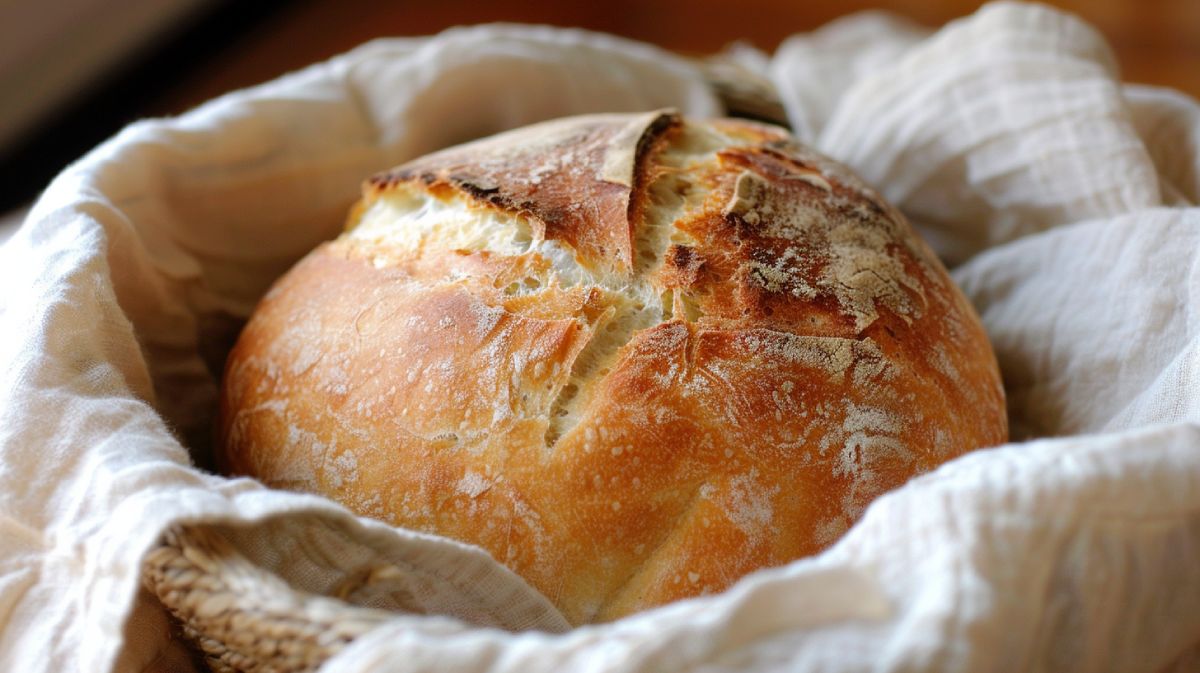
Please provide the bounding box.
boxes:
[1,0,1197,214]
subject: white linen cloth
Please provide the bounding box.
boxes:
[2,2,1198,671]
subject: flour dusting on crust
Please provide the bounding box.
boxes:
[220,113,1007,626]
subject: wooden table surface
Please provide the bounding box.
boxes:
[152,0,1200,116]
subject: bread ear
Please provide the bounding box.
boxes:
[357,109,681,275]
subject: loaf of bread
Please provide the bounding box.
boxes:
[218,110,1007,625]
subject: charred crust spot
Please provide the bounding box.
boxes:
[366,169,440,195]
[469,184,513,210]
[668,244,698,270]
[450,173,501,197]
[662,244,707,289]
[365,171,406,192]
[724,212,759,239]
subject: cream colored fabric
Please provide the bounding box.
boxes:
[1,4,1198,672]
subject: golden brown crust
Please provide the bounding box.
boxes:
[218,113,1007,626]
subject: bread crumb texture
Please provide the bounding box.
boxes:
[219,112,1007,625]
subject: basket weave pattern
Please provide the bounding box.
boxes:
[143,526,399,673]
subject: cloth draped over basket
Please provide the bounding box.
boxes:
[1,2,1199,671]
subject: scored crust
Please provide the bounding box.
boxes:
[218,111,1007,625]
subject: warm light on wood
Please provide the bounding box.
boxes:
[153,0,1200,116]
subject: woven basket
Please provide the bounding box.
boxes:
[143,525,404,673]
[141,58,786,673]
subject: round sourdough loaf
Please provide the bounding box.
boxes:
[218,110,1007,625]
